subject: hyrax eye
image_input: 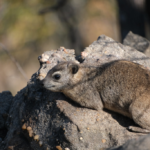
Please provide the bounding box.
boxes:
[53,74,61,80]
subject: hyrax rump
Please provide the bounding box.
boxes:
[42,60,150,132]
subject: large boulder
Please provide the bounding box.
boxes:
[1,34,150,150]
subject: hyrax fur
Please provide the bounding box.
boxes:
[42,60,150,132]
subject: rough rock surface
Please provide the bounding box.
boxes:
[82,35,150,69]
[37,47,79,81]
[107,134,150,150]
[1,34,150,150]
[0,91,13,141]
[123,31,150,57]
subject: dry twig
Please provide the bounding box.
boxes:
[0,43,28,81]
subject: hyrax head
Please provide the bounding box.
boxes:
[42,61,79,92]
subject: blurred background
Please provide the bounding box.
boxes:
[0,0,150,95]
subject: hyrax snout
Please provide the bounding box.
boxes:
[42,60,150,132]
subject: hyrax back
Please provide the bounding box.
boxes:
[42,60,150,131]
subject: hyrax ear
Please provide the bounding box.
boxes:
[68,64,79,74]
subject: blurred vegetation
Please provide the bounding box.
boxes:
[0,0,124,95]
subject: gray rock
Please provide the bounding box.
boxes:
[82,35,150,69]
[123,31,150,57]
[37,47,78,81]
[107,134,150,150]
[2,35,150,150]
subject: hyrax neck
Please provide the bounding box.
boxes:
[62,65,101,109]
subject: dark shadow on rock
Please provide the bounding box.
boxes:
[103,109,136,128]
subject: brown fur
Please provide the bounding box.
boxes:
[42,60,150,131]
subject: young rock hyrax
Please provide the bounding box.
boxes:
[42,60,150,132]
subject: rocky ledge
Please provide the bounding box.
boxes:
[0,32,150,150]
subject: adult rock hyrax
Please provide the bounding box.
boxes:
[42,60,150,133]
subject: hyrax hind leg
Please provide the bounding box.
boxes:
[129,92,150,133]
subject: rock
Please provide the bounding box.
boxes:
[82,35,150,69]
[2,88,33,150]
[2,48,79,150]
[123,31,150,57]
[2,35,150,150]
[37,47,78,81]
[0,91,13,143]
[0,91,13,128]
[107,134,150,150]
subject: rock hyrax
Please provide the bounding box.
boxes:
[42,60,150,132]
